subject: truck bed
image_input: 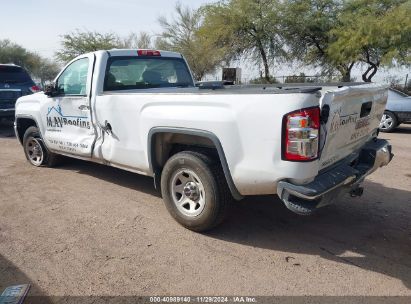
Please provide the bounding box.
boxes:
[102,82,366,95]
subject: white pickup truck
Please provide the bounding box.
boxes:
[14,49,393,231]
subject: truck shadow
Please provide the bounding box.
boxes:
[58,158,161,198]
[207,180,411,290]
[395,125,411,134]
[0,254,53,303]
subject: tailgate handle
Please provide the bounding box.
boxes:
[360,101,372,118]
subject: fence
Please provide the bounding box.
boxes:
[204,73,410,87]
[203,74,343,84]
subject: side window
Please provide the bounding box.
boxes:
[56,58,89,95]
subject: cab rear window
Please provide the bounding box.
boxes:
[0,66,34,84]
[104,56,194,91]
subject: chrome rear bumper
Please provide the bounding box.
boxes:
[277,139,393,215]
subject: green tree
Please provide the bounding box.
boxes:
[280,0,356,82]
[0,39,35,71]
[156,3,226,81]
[329,0,411,82]
[0,39,60,84]
[200,0,283,82]
[31,56,61,86]
[55,30,119,63]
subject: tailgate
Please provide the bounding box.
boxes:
[319,84,388,170]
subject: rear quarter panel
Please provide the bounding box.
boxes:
[135,92,320,195]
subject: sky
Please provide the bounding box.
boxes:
[0,0,211,58]
[1,0,409,82]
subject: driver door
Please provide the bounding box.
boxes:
[41,55,96,158]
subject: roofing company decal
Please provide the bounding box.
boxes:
[329,108,358,134]
[47,104,90,129]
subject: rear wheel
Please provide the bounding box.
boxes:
[379,111,398,133]
[160,151,231,232]
[23,126,59,167]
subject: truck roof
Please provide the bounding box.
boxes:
[95,49,183,58]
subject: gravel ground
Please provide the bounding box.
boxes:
[0,119,410,297]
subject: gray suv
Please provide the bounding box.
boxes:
[0,64,40,120]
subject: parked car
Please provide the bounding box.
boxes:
[379,88,411,132]
[0,64,40,120]
[14,49,393,231]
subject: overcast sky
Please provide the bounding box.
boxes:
[1,0,408,82]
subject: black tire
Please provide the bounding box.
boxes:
[160,151,232,232]
[23,126,60,167]
[379,111,398,133]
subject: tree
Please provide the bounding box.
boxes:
[0,39,60,84]
[55,30,119,63]
[156,3,226,81]
[329,0,411,82]
[200,0,283,82]
[280,0,356,82]
[0,39,35,71]
[285,73,312,83]
[31,57,61,86]
[121,32,153,49]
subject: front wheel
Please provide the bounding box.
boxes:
[23,126,59,167]
[160,151,231,232]
[379,111,398,133]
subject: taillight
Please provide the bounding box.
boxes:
[29,85,41,93]
[282,107,320,161]
[137,50,161,56]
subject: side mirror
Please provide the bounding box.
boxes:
[44,83,58,97]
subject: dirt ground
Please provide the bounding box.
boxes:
[0,119,410,297]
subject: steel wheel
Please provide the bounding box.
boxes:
[170,169,206,217]
[25,137,44,166]
[161,151,232,231]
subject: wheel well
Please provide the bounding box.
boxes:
[149,130,243,200]
[15,117,38,143]
[385,110,398,118]
[384,110,401,124]
[150,132,218,172]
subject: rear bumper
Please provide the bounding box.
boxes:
[277,138,393,215]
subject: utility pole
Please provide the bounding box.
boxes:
[405,74,408,88]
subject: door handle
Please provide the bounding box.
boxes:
[78,105,90,110]
[102,120,112,134]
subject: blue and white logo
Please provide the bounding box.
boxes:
[47,104,90,129]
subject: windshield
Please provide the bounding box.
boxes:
[0,65,34,84]
[104,56,194,91]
